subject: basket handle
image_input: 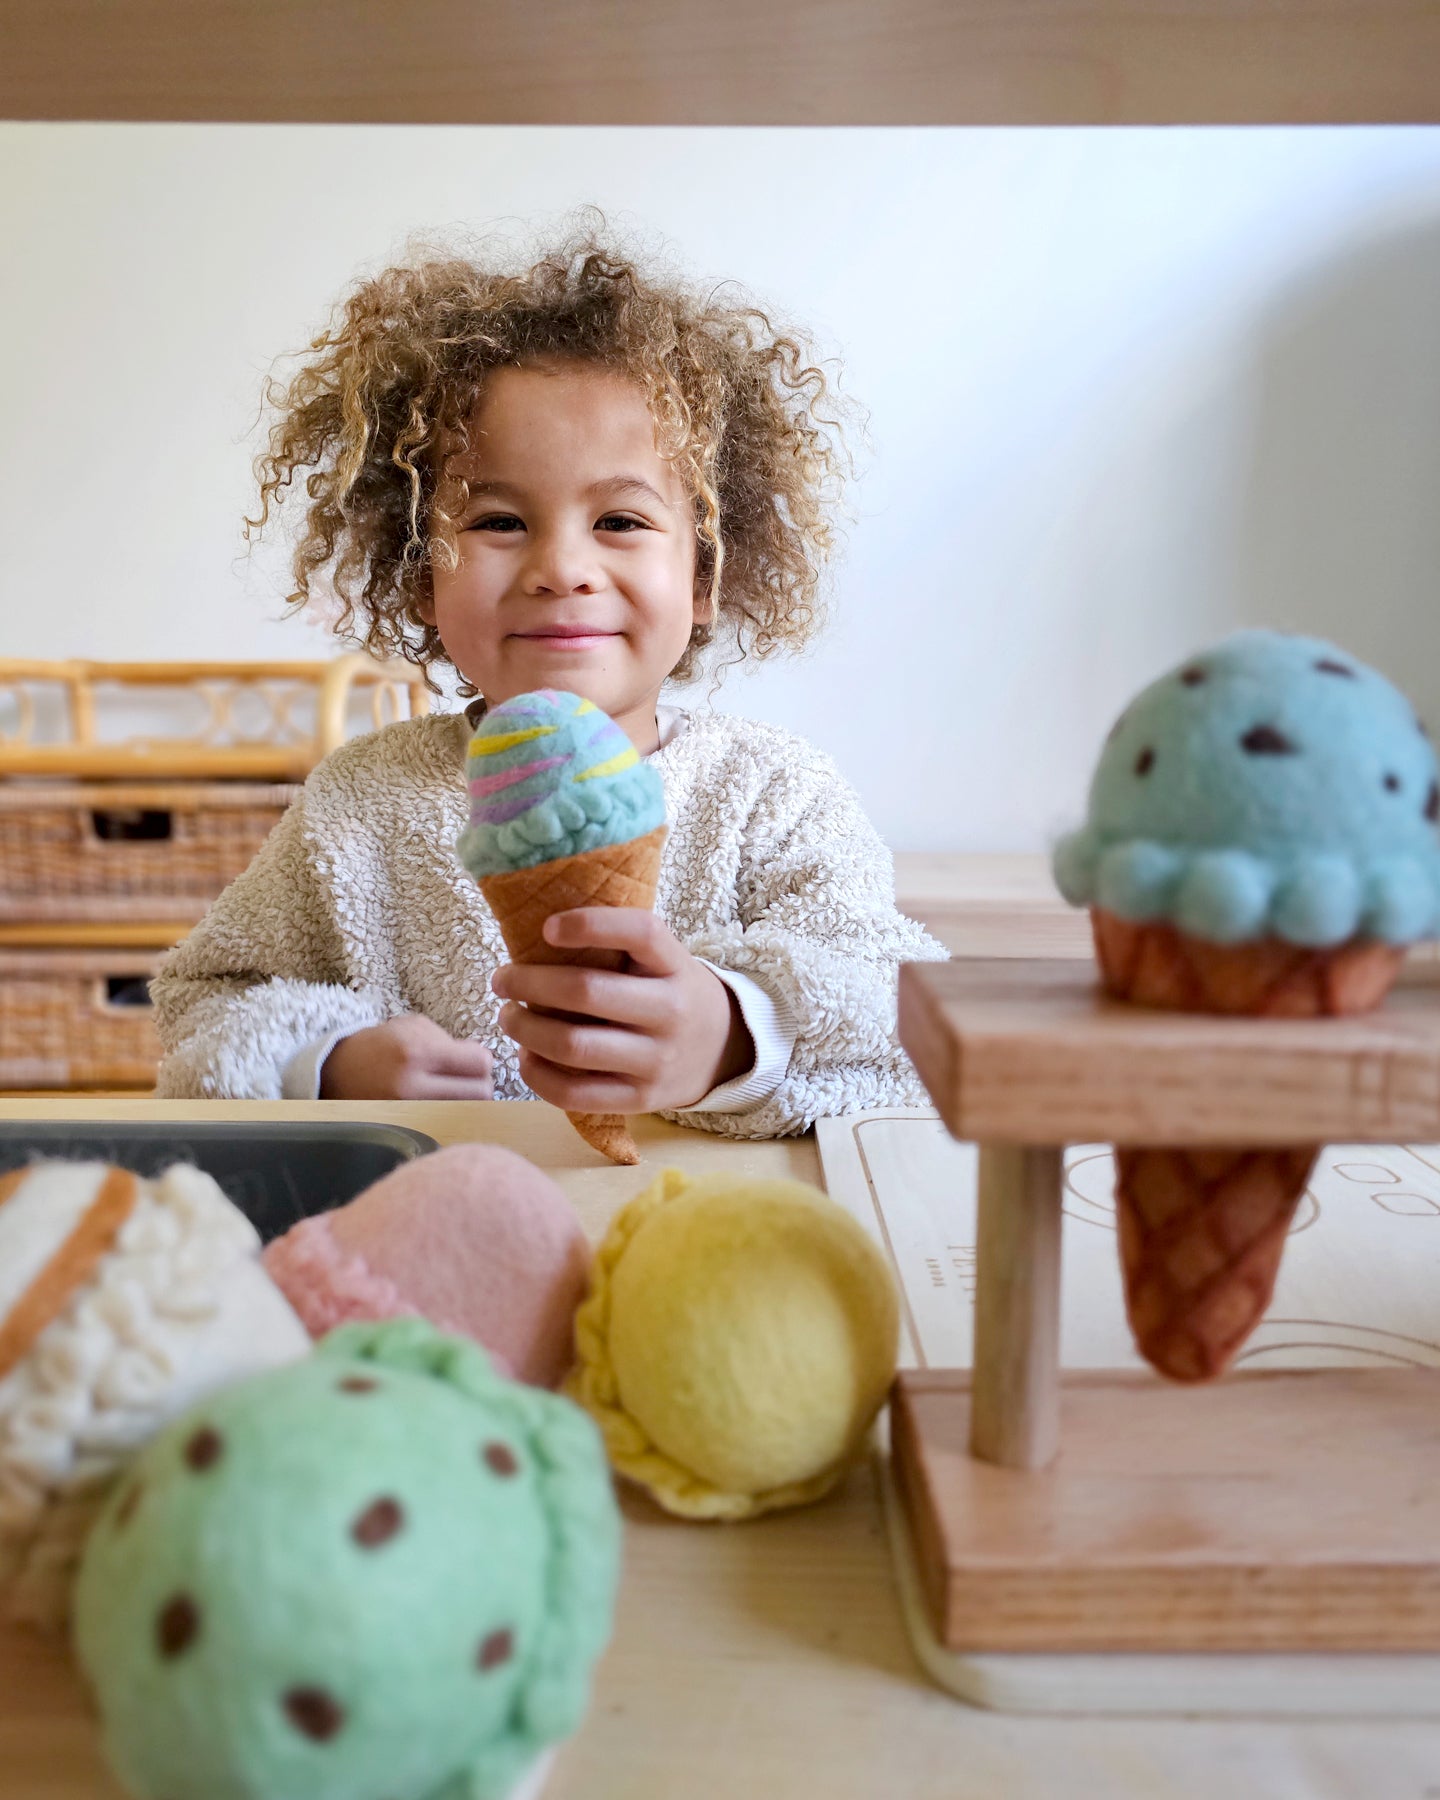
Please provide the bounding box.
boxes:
[315,655,431,756]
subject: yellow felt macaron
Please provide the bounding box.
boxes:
[565,1167,899,1521]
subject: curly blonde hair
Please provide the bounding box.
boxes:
[246,206,868,695]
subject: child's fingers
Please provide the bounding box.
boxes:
[414,1072,496,1100]
[498,1002,654,1078]
[516,1049,637,1114]
[491,963,675,1030]
[426,1036,494,1078]
[540,907,683,974]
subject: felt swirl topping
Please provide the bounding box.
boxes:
[456,689,666,877]
[0,1165,139,1382]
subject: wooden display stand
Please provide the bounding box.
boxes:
[893,955,1440,1654]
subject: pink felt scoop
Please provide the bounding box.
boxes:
[262,1144,591,1389]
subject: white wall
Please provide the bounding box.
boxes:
[2,123,1439,852]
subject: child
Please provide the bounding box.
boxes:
[150,213,950,1138]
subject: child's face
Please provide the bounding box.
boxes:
[420,358,706,748]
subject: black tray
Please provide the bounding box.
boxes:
[0,1120,440,1244]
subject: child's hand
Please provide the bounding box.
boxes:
[491,909,755,1114]
[319,1015,495,1100]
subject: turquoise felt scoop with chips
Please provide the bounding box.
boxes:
[1052,628,1440,948]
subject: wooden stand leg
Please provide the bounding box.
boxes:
[969,1144,1064,1469]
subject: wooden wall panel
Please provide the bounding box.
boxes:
[2,0,1439,127]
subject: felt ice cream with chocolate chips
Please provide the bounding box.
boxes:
[72,1317,621,1800]
[0,1159,309,1630]
[1053,627,1440,999]
[1051,629,1440,1380]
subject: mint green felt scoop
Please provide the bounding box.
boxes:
[1052,630,1440,948]
[71,1319,621,1800]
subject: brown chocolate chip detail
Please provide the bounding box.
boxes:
[114,1482,143,1529]
[184,1427,223,1472]
[351,1496,405,1548]
[1133,748,1155,777]
[1240,724,1297,756]
[477,1628,514,1671]
[483,1442,519,1477]
[1315,658,1356,678]
[337,1376,378,1395]
[1384,773,1401,792]
[156,1594,200,1659]
[284,1687,346,1742]
[1179,666,1207,686]
[1427,782,1439,824]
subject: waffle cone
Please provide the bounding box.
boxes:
[479,825,668,1165]
[1114,1143,1317,1381]
[1091,908,1406,1017]
[1092,906,1404,1380]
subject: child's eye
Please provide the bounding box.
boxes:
[464,514,646,534]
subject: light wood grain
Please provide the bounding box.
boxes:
[0,745,315,781]
[893,853,1093,959]
[969,1145,1063,1470]
[898,955,1440,1147]
[0,924,190,949]
[4,0,1440,123]
[894,1366,1440,1652]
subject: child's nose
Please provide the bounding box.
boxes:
[522,526,603,595]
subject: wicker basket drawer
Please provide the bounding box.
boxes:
[0,783,297,922]
[0,947,167,1088]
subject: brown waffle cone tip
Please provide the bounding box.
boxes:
[480,825,668,1166]
[1092,906,1405,1382]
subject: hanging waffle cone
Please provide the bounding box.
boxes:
[480,825,668,1166]
[1112,1143,1319,1382]
[1093,906,1405,1381]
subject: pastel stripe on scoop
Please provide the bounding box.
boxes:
[468,757,568,799]
[575,747,638,782]
[467,724,556,759]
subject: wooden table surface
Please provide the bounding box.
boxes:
[6,1098,1440,1800]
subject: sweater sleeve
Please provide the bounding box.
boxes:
[655,741,951,1140]
[149,794,398,1100]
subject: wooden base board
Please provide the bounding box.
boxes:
[891,1367,1440,1653]
[876,1453,1440,1716]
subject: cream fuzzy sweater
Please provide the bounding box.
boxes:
[150,703,950,1138]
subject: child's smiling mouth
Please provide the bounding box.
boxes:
[511,625,621,650]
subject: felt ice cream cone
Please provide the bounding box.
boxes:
[479,827,667,1165]
[457,691,671,1167]
[1052,630,1440,1381]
